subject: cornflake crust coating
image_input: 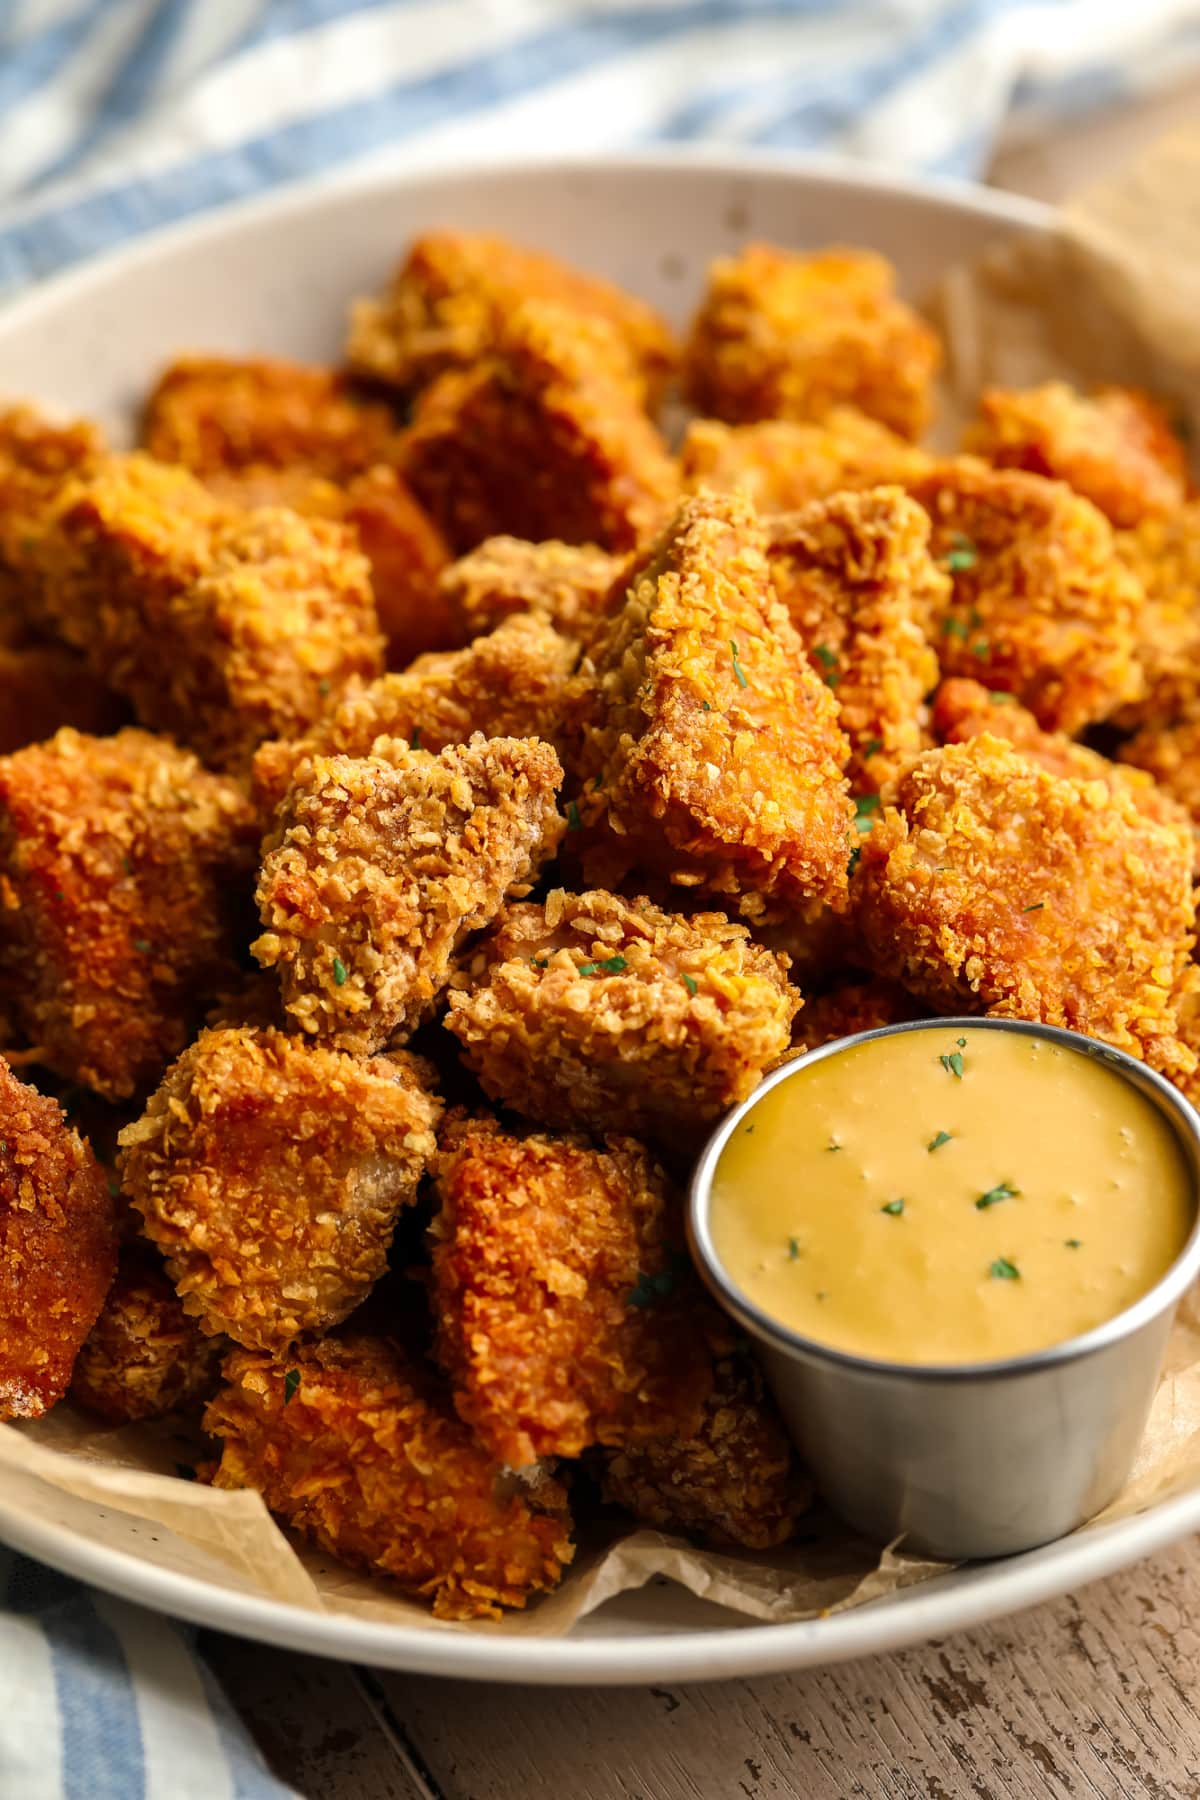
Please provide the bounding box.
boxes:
[570,490,855,919]
[206,1334,574,1621]
[793,976,924,1051]
[446,889,799,1141]
[398,301,680,555]
[0,643,126,755]
[598,1338,806,1551]
[254,734,565,1053]
[430,1115,713,1468]
[0,405,105,631]
[962,383,1187,528]
[119,1029,442,1349]
[33,454,385,770]
[680,410,933,516]
[439,536,625,647]
[142,355,401,483]
[1114,501,1200,729]
[855,735,1197,1078]
[69,1250,225,1423]
[0,1055,117,1418]
[0,727,257,1100]
[910,460,1144,734]
[684,244,940,439]
[1120,715,1200,825]
[252,615,577,822]
[345,229,678,408]
[766,487,944,794]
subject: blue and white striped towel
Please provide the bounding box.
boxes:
[3,3,1200,1794]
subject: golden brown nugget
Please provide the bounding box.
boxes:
[431,1116,713,1467]
[0,728,257,1099]
[33,454,384,769]
[598,1340,805,1550]
[398,302,679,555]
[910,460,1143,734]
[0,1056,117,1418]
[1113,501,1200,729]
[1120,713,1200,824]
[254,735,565,1052]
[447,889,798,1141]
[119,1029,442,1349]
[963,383,1187,528]
[685,243,940,438]
[439,536,625,646]
[855,735,1197,1078]
[0,405,105,631]
[69,1250,225,1423]
[570,490,855,919]
[792,976,923,1050]
[766,488,943,793]
[0,642,126,754]
[346,228,678,407]
[207,1335,574,1619]
[252,614,577,821]
[680,410,933,515]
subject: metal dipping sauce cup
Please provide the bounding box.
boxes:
[688,1018,1200,1561]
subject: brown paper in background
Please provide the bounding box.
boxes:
[4,128,1200,1640]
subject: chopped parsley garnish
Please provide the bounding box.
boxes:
[854,793,880,834]
[566,800,582,831]
[283,1369,301,1405]
[927,1130,952,1152]
[681,972,698,996]
[976,1181,1019,1210]
[628,1257,686,1308]
[409,727,422,749]
[988,690,1015,704]
[1065,1238,1083,1249]
[701,699,712,711]
[332,956,348,986]
[941,616,969,639]
[120,856,132,875]
[847,845,861,878]
[863,737,883,759]
[826,1137,842,1153]
[744,1123,755,1135]
[940,1051,965,1079]
[971,638,990,657]
[956,1037,967,1047]
[577,962,598,976]
[317,679,331,697]
[730,639,749,689]
[816,1290,829,1301]
[530,957,549,969]
[133,938,152,954]
[592,955,627,975]
[787,1237,802,1260]
[592,772,605,789]
[945,534,978,572]
[813,644,839,687]
[107,1176,121,1198]
[989,1257,1020,1281]
[881,1199,905,1216]
[1022,901,1045,913]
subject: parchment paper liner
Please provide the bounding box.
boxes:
[4,129,1200,1638]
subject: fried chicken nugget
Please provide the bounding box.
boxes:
[430,1115,713,1467]
[0,404,105,633]
[439,536,625,646]
[793,976,923,1050]
[1119,714,1200,825]
[0,1055,117,1417]
[598,1337,805,1550]
[207,1334,574,1619]
[398,302,679,555]
[855,735,1197,1078]
[0,727,257,1099]
[1113,501,1200,729]
[680,410,933,515]
[252,614,577,821]
[446,889,798,1141]
[910,461,1144,733]
[963,383,1187,528]
[119,1029,442,1349]
[684,244,940,438]
[0,642,126,754]
[69,1249,225,1422]
[570,490,854,920]
[766,488,943,793]
[31,454,384,769]
[346,229,678,408]
[254,735,565,1052]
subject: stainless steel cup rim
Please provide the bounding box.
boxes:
[688,1016,1200,1385]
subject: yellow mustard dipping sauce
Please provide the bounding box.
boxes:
[709,1026,1194,1365]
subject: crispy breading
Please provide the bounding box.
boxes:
[1113,501,1200,729]
[963,383,1186,528]
[0,642,126,754]
[684,244,940,438]
[854,735,1197,1078]
[910,460,1144,733]
[598,1337,806,1550]
[0,727,257,1099]
[0,405,105,633]
[252,614,577,821]
[430,1115,713,1467]
[1120,714,1200,824]
[766,488,943,793]
[0,1055,117,1418]
[207,1334,574,1619]
[142,354,401,481]
[439,536,625,646]
[345,229,678,408]
[398,302,679,555]
[680,410,933,514]
[119,1029,442,1349]
[792,975,923,1050]
[569,490,854,920]
[446,889,798,1141]
[69,1250,225,1422]
[31,454,384,769]
[254,735,565,1052]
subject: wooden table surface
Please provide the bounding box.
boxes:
[202,82,1200,1800]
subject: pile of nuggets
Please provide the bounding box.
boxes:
[0,225,1198,1621]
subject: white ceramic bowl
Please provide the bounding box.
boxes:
[2,150,1193,1685]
